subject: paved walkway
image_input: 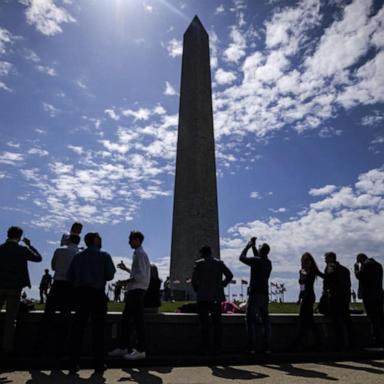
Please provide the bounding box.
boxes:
[1,360,383,383]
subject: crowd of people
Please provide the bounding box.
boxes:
[0,223,383,372]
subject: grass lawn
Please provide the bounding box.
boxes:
[33,301,364,314]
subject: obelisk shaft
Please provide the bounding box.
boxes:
[170,16,220,296]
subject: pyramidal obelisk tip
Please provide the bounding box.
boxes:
[185,15,207,35]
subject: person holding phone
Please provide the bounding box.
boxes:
[239,236,272,354]
[0,226,42,354]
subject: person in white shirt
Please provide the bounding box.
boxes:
[109,231,150,360]
[38,234,80,355]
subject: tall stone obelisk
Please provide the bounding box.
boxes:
[170,16,220,298]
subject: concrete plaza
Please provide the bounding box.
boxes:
[1,359,383,383]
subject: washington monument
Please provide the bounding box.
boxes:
[170,16,220,297]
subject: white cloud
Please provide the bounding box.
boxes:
[37,64,56,76]
[6,142,20,148]
[269,207,287,213]
[75,79,88,90]
[0,81,12,92]
[210,0,384,160]
[0,61,12,76]
[22,0,76,36]
[163,81,178,96]
[164,38,182,58]
[28,148,49,157]
[362,111,384,126]
[309,185,337,196]
[250,191,261,199]
[215,68,237,85]
[104,108,120,121]
[221,167,384,288]
[215,4,225,14]
[23,48,40,63]
[223,27,246,63]
[0,152,24,165]
[42,102,59,117]
[0,27,14,54]
[122,107,151,121]
[67,145,84,155]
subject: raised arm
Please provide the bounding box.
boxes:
[22,238,42,262]
[239,240,254,266]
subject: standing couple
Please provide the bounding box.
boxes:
[68,230,150,373]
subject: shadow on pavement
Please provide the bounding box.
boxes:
[26,370,106,384]
[118,367,171,384]
[322,361,384,375]
[210,366,268,380]
[265,363,338,381]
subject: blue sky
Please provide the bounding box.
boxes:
[0,0,383,301]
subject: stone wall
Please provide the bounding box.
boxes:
[0,311,374,356]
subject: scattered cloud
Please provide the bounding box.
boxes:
[164,38,183,58]
[269,207,287,213]
[215,68,237,85]
[75,79,88,90]
[250,191,261,199]
[0,61,12,76]
[0,27,15,55]
[223,26,246,63]
[122,107,151,121]
[28,148,49,157]
[215,5,225,15]
[104,108,120,121]
[21,0,76,36]
[42,102,59,117]
[361,111,384,126]
[211,0,384,158]
[309,185,337,196]
[0,152,24,165]
[221,166,384,280]
[163,81,178,96]
[37,64,56,76]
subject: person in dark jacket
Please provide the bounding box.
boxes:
[293,252,324,349]
[192,245,233,354]
[67,232,116,373]
[354,253,384,347]
[323,252,352,350]
[240,237,272,353]
[0,226,42,353]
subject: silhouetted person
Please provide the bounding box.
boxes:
[354,253,384,347]
[323,252,352,350]
[163,276,173,302]
[39,234,80,355]
[293,252,324,350]
[351,289,357,303]
[39,269,52,304]
[67,232,115,373]
[109,231,151,360]
[113,283,122,303]
[240,237,272,353]
[144,264,162,312]
[192,245,233,354]
[61,222,83,246]
[0,226,42,353]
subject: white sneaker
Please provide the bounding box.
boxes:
[123,349,146,360]
[108,348,128,357]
